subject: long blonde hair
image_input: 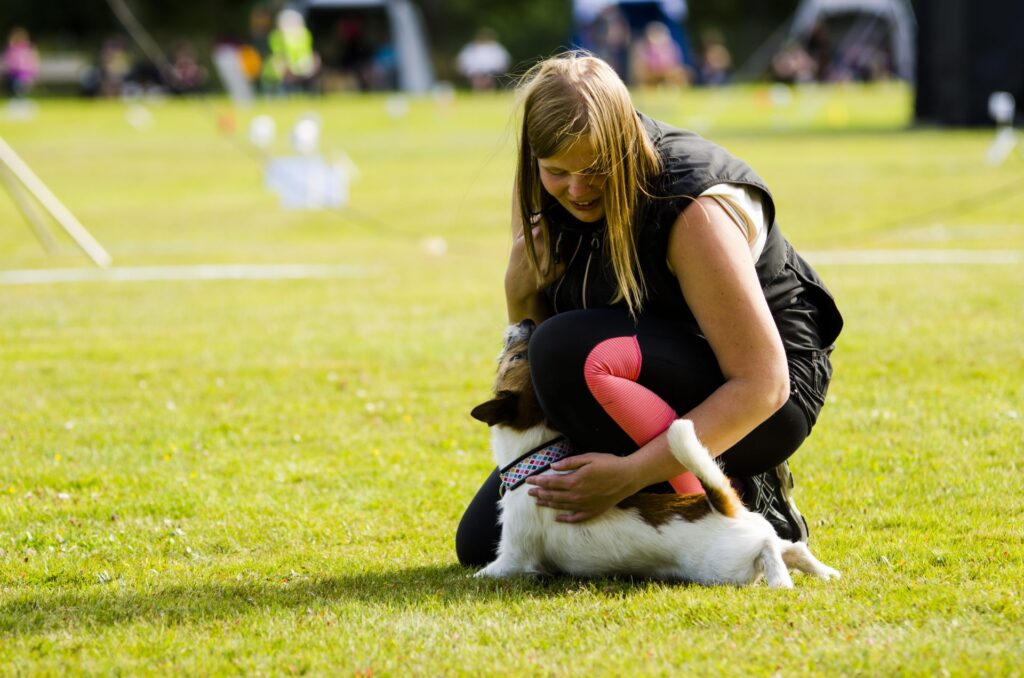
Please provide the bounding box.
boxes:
[516,52,661,316]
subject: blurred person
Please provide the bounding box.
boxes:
[2,27,40,97]
[266,8,319,94]
[98,36,133,96]
[806,20,832,81]
[366,42,397,90]
[631,21,689,87]
[832,43,892,83]
[456,53,843,567]
[587,6,630,81]
[697,29,731,86]
[124,57,164,96]
[771,41,816,85]
[242,6,274,91]
[334,18,376,91]
[455,28,511,91]
[169,41,208,94]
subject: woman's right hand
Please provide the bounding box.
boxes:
[505,223,564,323]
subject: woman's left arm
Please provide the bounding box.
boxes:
[527,196,789,521]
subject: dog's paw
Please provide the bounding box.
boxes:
[474,565,508,579]
[818,566,841,581]
[475,559,537,578]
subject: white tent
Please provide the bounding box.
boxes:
[295,0,435,93]
[789,0,916,81]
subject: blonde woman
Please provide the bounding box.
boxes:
[456,53,843,567]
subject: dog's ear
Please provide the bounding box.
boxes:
[470,391,518,426]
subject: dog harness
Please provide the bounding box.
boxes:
[498,436,574,496]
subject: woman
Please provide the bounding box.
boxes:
[456,53,842,568]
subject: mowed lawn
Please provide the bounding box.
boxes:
[1,85,1022,675]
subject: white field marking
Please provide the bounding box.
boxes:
[0,263,369,285]
[805,249,1022,265]
[883,223,1024,243]
[1,250,1018,286]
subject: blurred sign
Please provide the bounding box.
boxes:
[264,156,348,209]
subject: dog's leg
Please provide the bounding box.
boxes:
[474,549,543,579]
[759,541,795,589]
[781,541,841,581]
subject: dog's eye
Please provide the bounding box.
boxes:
[509,352,526,362]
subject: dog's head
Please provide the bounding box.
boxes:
[470,319,546,430]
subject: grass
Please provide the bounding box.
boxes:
[1,83,1022,675]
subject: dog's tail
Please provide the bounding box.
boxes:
[667,419,743,518]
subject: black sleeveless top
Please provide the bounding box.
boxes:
[543,114,843,353]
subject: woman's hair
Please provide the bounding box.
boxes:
[516,52,661,316]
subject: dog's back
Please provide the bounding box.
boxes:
[497,474,776,584]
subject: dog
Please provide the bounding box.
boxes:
[469,319,840,588]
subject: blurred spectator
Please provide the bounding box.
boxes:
[90,36,133,97]
[806,20,832,81]
[241,6,273,92]
[169,41,208,94]
[771,41,817,85]
[631,21,689,87]
[697,29,731,86]
[832,43,892,83]
[455,28,511,91]
[333,18,376,91]
[2,27,40,97]
[124,56,163,96]
[266,8,319,94]
[588,6,630,81]
[366,42,397,90]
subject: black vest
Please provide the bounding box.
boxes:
[543,115,843,353]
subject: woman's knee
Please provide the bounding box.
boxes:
[529,311,585,371]
[718,399,809,476]
[529,310,634,394]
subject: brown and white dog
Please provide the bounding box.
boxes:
[470,320,840,588]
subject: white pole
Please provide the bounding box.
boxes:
[0,137,112,268]
[0,162,61,252]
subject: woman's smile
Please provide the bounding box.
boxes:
[537,140,607,222]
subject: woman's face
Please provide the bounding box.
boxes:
[537,139,607,223]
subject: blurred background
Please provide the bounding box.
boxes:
[2,0,1023,275]
[0,0,1020,126]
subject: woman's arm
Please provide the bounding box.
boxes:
[504,190,563,323]
[664,195,790,452]
[527,196,789,520]
[606,195,789,482]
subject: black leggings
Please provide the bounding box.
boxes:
[456,308,831,567]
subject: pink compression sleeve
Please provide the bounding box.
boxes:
[583,336,703,494]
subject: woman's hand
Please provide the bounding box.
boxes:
[505,223,564,322]
[524,452,638,523]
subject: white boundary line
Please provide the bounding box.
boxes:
[0,263,369,285]
[0,250,1020,286]
[805,249,1022,265]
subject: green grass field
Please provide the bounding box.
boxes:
[1,84,1022,675]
